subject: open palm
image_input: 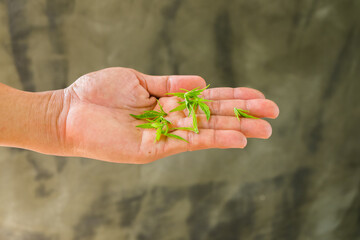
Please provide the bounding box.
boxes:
[62,68,279,164]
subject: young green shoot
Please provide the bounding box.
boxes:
[130,100,167,120]
[166,85,211,133]
[234,107,259,120]
[130,102,188,143]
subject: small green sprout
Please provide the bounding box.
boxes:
[234,107,258,120]
[130,102,188,143]
[166,85,212,133]
[130,101,167,119]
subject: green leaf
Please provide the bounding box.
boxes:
[169,103,187,112]
[192,110,199,133]
[136,123,156,129]
[240,112,258,119]
[130,113,156,119]
[185,101,192,116]
[164,84,212,135]
[157,116,171,124]
[164,118,172,124]
[234,108,258,119]
[155,128,162,142]
[145,118,156,123]
[165,133,189,143]
[187,85,209,96]
[164,123,169,135]
[193,102,198,112]
[199,102,211,121]
[157,100,166,115]
[199,98,213,102]
[166,92,185,98]
[180,88,191,92]
[144,110,162,114]
[151,122,163,128]
[234,108,241,121]
[185,91,200,99]
[130,110,164,119]
[131,104,196,143]
[170,127,195,131]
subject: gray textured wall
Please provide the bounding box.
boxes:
[0,1,359,240]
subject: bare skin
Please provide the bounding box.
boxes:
[0,67,279,164]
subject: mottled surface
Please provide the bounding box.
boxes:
[0,1,359,240]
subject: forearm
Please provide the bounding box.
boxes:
[0,83,66,155]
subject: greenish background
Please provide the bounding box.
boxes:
[0,1,359,239]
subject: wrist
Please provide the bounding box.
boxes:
[34,89,68,155]
[0,84,70,155]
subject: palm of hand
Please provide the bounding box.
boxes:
[62,68,279,164]
[64,68,164,163]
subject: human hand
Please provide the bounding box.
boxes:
[60,67,279,163]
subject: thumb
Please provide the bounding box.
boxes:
[136,72,207,97]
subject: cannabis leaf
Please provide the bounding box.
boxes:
[234,107,259,120]
[167,85,211,133]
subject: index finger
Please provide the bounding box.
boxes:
[135,71,207,97]
[201,87,265,100]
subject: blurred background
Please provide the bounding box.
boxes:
[0,0,359,240]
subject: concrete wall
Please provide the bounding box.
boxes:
[0,1,359,239]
